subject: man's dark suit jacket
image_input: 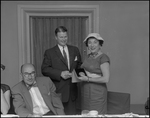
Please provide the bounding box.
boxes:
[11,77,65,117]
[41,45,82,103]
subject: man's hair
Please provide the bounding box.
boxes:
[21,65,24,73]
[55,26,67,36]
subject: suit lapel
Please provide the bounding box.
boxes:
[22,81,33,111]
[68,45,74,70]
[55,45,68,68]
[36,79,57,115]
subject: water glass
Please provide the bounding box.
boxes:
[89,110,98,117]
[81,110,90,117]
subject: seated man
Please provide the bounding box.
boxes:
[11,63,65,117]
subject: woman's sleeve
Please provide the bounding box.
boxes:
[1,84,10,93]
[100,54,110,65]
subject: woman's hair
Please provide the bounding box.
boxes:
[55,26,67,36]
[1,64,5,70]
[85,37,104,47]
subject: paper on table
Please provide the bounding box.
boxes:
[102,112,145,117]
[71,69,82,83]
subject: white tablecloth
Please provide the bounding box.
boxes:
[1,113,149,117]
[1,114,19,117]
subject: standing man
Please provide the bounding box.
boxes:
[41,26,82,115]
[11,63,65,117]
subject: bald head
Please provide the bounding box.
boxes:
[21,63,35,73]
[21,63,36,85]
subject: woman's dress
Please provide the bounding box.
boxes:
[81,53,110,114]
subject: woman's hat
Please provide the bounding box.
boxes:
[83,33,104,43]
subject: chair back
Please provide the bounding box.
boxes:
[107,91,130,114]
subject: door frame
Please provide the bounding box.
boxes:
[17,4,100,80]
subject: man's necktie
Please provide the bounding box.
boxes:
[63,47,68,66]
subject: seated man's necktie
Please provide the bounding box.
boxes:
[27,82,37,90]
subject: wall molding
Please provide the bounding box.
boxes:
[17,4,100,80]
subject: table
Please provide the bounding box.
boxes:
[42,115,149,117]
[1,114,149,117]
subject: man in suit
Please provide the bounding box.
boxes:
[11,63,65,117]
[41,26,82,115]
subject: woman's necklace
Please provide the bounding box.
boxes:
[90,51,103,58]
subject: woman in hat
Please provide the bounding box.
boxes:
[78,33,110,114]
[1,64,11,114]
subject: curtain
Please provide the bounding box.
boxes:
[30,16,87,110]
[30,16,87,76]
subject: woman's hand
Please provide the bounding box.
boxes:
[78,74,89,81]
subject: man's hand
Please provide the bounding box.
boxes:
[61,71,72,80]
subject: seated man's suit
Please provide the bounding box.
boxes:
[11,76,65,117]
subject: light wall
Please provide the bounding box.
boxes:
[1,1,149,104]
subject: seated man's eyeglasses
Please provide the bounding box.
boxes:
[23,72,36,77]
